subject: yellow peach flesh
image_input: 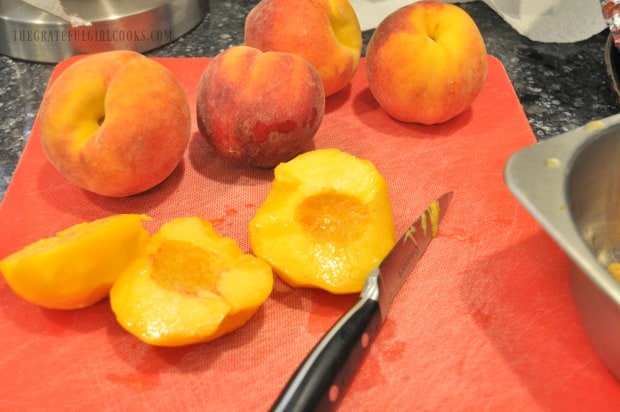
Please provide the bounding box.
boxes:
[110,217,273,346]
[249,148,396,294]
[0,214,150,309]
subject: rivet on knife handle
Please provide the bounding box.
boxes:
[270,192,453,412]
[270,271,381,412]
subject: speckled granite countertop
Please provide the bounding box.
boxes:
[1,1,619,201]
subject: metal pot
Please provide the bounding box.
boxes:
[0,0,209,63]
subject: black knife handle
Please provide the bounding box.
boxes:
[270,297,382,412]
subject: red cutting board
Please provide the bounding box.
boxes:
[1,56,619,411]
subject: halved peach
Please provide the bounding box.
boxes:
[110,217,273,346]
[249,148,396,294]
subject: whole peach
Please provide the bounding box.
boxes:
[244,0,362,97]
[38,50,191,197]
[196,46,325,168]
[365,1,488,125]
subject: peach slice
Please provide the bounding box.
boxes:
[0,214,150,309]
[110,217,274,346]
[249,148,397,294]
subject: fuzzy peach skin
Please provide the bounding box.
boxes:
[244,0,362,97]
[365,1,488,125]
[38,50,192,197]
[196,46,325,168]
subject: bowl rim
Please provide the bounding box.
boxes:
[504,115,620,306]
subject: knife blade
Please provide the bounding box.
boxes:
[270,191,454,412]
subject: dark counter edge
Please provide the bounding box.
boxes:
[1,1,619,201]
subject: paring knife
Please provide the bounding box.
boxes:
[271,191,454,412]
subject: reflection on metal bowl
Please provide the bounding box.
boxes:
[0,0,209,63]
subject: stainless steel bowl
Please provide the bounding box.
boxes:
[505,115,620,380]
